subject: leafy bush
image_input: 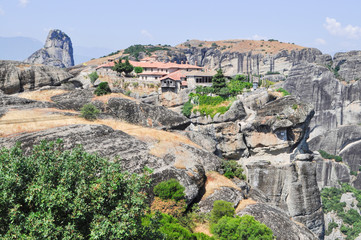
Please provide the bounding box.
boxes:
[221,160,246,180]
[227,79,252,96]
[211,215,274,240]
[94,82,111,96]
[212,69,227,95]
[134,66,143,74]
[88,71,99,85]
[265,71,280,75]
[125,90,132,96]
[182,101,193,117]
[153,179,185,201]
[195,86,214,95]
[0,140,156,239]
[351,171,358,176]
[292,104,298,110]
[80,103,100,121]
[318,149,342,162]
[210,200,235,223]
[276,88,290,96]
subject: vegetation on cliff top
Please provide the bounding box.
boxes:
[321,184,361,239]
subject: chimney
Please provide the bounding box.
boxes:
[195,61,197,66]
[186,61,189,64]
[181,61,184,64]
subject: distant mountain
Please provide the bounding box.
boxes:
[0,36,43,61]
[0,36,115,65]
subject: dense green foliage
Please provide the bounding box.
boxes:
[101,50,121,58]
[227,79,252,96]
[187,93,232,118]
[80,103,100,121]
[94,82,111,96]
[321,184,361,239]
[195,86,214,95]
[221,160,246,180]
[124,44,170,60]
[134,66,143,74]
[211,215,274,240]
[276,88,290,96]
[233,74,249,82]
[212,69,227,95]
[0,140,157,239]
[182,101,193,117]
[318,149,343,162]
[153,179,186,201]
[88,71,99,85]
[210,200,235,224]
[112,59,134,76]
[142,213,215,240]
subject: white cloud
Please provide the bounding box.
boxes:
[19,0,29,7]
[324,17,361,39]
[315,38,326,45]
[140,29,153,39]
[0,6,5,15]
[251,34,267,40]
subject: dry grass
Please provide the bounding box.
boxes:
[92,92,135,103]
[193,223,213,236]
[0,109,201,155]
[177,39,305,55]
[235,198,257,213]
[17,89,69,102]
[202,172,241,200]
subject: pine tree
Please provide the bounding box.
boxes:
[212,69,227,95]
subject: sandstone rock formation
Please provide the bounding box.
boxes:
[25,29,74,68]
[0,60,72,94]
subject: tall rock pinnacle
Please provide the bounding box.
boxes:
[24,29,74,68]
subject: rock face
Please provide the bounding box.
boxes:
[0,124,221,204]
[237,203,318,240]
[163,47,331,76]
[244,159,324,238]
[25,29,74,68]
[0,60,72,94]
[333,51,361,82]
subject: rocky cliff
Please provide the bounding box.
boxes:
[0,60,72,94]
[25,29,74,68]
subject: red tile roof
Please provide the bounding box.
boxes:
[160,70,187,81]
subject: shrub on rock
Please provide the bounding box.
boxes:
[94,82,111,96]
[80,103,100,121]
[153,179,185,201]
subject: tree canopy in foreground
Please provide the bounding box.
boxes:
[0,140,155,239]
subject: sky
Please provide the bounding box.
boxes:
[1,0,361,56]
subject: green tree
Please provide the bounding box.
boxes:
[0,140,157,239]
[123,59,134,76]
[211,215,274,240]
[88,71,99,85]
[212,69,227,96]
[80,103,100,121]
[134,66,143,74]
[210,200,235,223]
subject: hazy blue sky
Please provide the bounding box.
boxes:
[1,0,361,55]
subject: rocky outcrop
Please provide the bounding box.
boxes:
[237,203,318,240]
[0,60,72,94]
[162,47,331,76]
[0,124,221,204]
[25,29,74,68]
[107,98,191,130]
[333,51,361,82]
[243,158,324,238]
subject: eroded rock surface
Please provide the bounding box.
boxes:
[25,29,74,68]
[0,60,72,94]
